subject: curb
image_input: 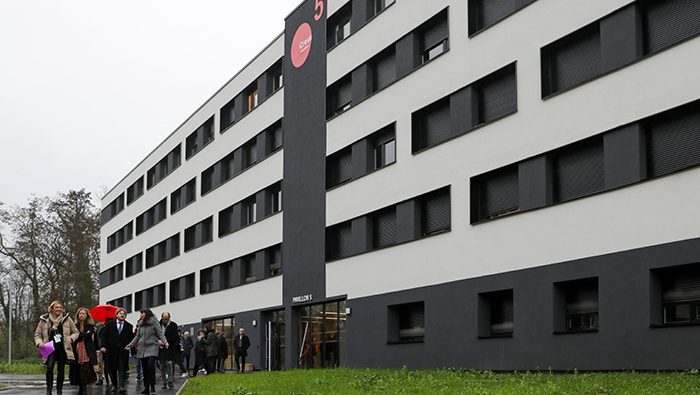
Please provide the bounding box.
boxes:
[175,378,189,395]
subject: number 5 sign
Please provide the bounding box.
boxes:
[314,0,324,21]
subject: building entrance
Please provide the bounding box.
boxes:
[265,309,286,370]
[297,300,347,368]
[203,316,235,371]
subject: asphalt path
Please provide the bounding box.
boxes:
[0,373,188,394]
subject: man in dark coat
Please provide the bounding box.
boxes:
[217,332,229,373]
[158,312,180,390]
[99,308,134,393]
[232,327,250,373]
[181,331,194,375]
[202,324,218,374]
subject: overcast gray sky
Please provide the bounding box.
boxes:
[0,0,301,208]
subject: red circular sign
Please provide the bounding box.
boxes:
[291,22,313,69]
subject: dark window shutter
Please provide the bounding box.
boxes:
[479,66,517,124]
[422,189,450,235]
[553,138,604,202]
[374,50,396,91]
[647,104,700,178]
[474,0,516,31]
[373,208,397,248]
[417,99,451,150]
[328,222,352,260]
[490,291,514,335]
[328,149,352,187]
[478,166,518,220]
[549,25,601,93]
[421,16,448,50]
[662,269,700,303]
[566,280,599,315]
[337,81,352,108]
[399,303,425,331]
[643,0,700,54]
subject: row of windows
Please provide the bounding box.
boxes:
[327,8,448,119]
[467,0,536,36]
[171,178,196,214]
[471,98,700,223]
[412,62,516,153]
[107,243,283,310]
[135,198,167,236]
[221,59,283,132]
[326,186,450,261]
[184,216,213,252]
[201,244,282,295]
[145,233,180,269]
[103,57,283,226]
[202,119,282,196]
[106,222,133,253]
[326,123,396,189]
[218,181,282,237]
[542,0,700,97]
[326,0,395,51]
[388,262,700,344]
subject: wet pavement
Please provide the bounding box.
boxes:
[0,373,188,395]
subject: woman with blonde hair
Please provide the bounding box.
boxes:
[34,300,79,395]
[70,307,98,395]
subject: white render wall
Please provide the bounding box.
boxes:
[325,0,700,299]
[99,35,285,324]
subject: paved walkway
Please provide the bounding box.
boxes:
[0,373,188,395]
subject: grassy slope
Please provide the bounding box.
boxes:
[182,369,700,395]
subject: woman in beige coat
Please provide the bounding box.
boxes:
[34,301,79,395]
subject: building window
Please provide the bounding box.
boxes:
[145,234,179,269]
[388,302,425,343]
[372,126,396,170]
[221,98,236,131]
[200,268,214,295]
[242,255,256,283]
[171,178,196,215]
[326,147,352,189]
[646,101,700,178]
[106,221,133,253]
[420,187,450,236]
[135,283,165,310]
[247,88,259,113]
[101,193,125,225]
[412,97,450,152]
[472,165,519,223]
[269,60,283,92]
[125,252,142,278]
[420,11,449,64]
[541,23,602,97]
[107,295,132,314]
[271,121,283,151]
[372,47,396,92]
[552,137,604,203]
[654,264,700,325]
[268,244,282,277]
[184,217,213,252]
[468,0,535,35]
[242,197,257,227]
[185,117,215,159]
[126,177,144,206]
[327,3,352,50]
[373,0,395,16]
[326,221,352,261]
[372,207,397,249]
[170,273,195,303]
[555,278,599,333]
[99,262,124,288]
[642,0,700,55]
[147,145,181,189]
[243,139,258,168]
[327,76,352,118]
[268,182,282,214]
[476,63,517,125]
[135,198,167,236]
[478,289,514,338]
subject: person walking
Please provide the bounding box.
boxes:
[35,300,79,395]
[70,308,97,395]
[232,327,251,374]
[158,312,179,390]
[217,332,229,373]
[127,309,168,395]
[94,320,108,386]
[202,324,218,374]
[191,330,207,377]
[99,308,134,393]
[181,331,194,376]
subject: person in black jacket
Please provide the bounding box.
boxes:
[217,332,229,373]
[70,308,98,395]
[158,312,180,389]
[191,330,207,377]
[99,308,134,393]
[181,331,194,376]
[232,327,250,373]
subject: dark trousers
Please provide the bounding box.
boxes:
[45,346,67,390]
[141,356,157,391]
[205,356,217,374]
[235,352,246,373]
[182,353,191,372]
[107,349,129,389]
[218,357,227,372]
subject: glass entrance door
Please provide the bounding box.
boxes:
[298,300,347,369]
[265,309,285,370]
[203,316,236,371]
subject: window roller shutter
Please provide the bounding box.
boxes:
[566,285,598,315]
[375,52,396,91]
[424,191,450,234]
[480,167,518,218]
[422,101,451,148]
[554,138,604,202]
[663,275,700,303]
[374,209,397,248]
[480,69,517,123]
[644,0,700,53]
[478,0,516,29]
[338,224,352,258]
[421,18,448,49]
[337,82,352,107]
[647,106,700,178]
[552,26,601,92]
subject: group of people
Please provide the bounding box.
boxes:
[34,300,252,394]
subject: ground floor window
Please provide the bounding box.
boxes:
[203,316,236,370]
[297,301,347,369]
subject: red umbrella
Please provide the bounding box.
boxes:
[90,304,119,323]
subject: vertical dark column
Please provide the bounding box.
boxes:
[258,73,270,101]
[351,217,371,254]
[254,250,267,280]
[600,4,642,72]
[352,64,372,102]
[604,123,646,190]
[351,0,370,34]
[351,139,371,177]
[396,200,421,243]
[518,155,553,211]
[450,86,477,136]
[283,0,328,370]
[395,32,419,79]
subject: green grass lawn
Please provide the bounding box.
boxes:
[0,361,45,375]
[182,369,700,395]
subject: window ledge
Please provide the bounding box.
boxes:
[467,0,538,38]
[326,161,397,192]
[218,210,282,240]
[220,87,282,134]
[477,334,513,340]
[553,329,598,335]
[387,339,424,345]
[184,239,213,254]
[650,322,700,329]
[185,137,215,161]
[201,147,282,199]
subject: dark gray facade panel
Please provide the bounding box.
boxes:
[283,0,328,370]
[344,237,700,370]
[396,200,420,244]
[351,139,371,177]
[449,87,472,136]
[603,123,646,189]
[600,4,642,72]
[396,32,419,78]
[518,155,552,210]
[351,216,371,255]
[352,64,371,102]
